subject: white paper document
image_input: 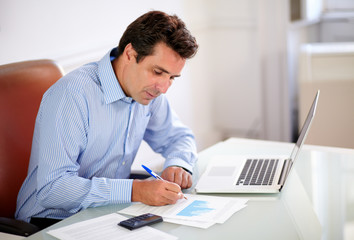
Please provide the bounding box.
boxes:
[118,194,248,229]
[47,213,177,240]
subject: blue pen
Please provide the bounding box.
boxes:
[141,164,187,199]
[141,164,163,180]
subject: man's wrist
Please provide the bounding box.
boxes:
[167,165,192,175]
[131,179,142,202]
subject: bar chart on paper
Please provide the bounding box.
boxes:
[118,194,248,228]
[177,200,215,217]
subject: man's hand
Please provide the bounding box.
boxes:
[161,166,192,189]
[132,179,183,206]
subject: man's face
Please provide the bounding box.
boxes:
[118,42,186,105]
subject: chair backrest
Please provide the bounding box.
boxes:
[0,60,63,218]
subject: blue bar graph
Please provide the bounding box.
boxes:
[177,200,215,217]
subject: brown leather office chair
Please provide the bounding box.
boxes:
[0,59,64,236]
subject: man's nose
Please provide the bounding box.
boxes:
[156,77,172,94]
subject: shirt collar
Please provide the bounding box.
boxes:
[98,47,133,104]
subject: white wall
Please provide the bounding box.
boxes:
[0,0,183,66]
[183,0,294,143]
[186,0,263,140]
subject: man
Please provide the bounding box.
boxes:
[16,10,198,227]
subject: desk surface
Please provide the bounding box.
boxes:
[26,138,354,240]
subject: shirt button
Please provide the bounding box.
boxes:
[122,161,126,165]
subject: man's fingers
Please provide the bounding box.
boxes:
[161,166,193,189]
[164,180,182,195]
[173,171,183,186]
[132,179,183,206]
[163,186,183,204]
[180,173,192,189]
[161,169,174,182]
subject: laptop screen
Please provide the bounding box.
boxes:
[289,90,320,163]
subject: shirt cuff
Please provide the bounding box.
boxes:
[109,179,133,203]
[163,158,193,174]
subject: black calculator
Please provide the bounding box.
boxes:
[118,213,163,230]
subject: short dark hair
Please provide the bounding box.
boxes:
[117,11,198,62]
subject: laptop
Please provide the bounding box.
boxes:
[195,90,320,193]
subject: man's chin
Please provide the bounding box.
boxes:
[137,98,152,105]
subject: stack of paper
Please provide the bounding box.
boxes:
[119,194,248,229]
[47,213,177,240]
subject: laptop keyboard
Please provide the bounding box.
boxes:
[236,159,279,186]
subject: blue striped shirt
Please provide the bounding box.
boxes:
[15,48,197,222]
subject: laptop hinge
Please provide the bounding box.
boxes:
[278,159,293,187]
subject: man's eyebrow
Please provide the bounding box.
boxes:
[154,65,181,78]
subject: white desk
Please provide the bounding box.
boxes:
[26,138,354,240]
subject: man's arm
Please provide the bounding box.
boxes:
[144,95,197,188]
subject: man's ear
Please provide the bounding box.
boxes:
[124,43,137,61]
